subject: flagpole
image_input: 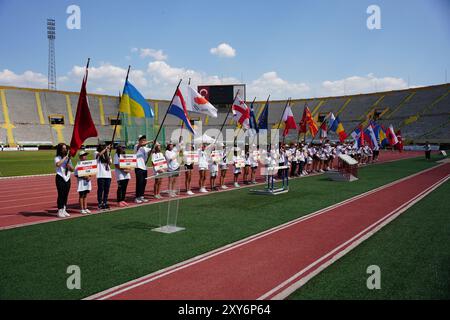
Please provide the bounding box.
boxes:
[213,89,240,146]
[178,78,191,143]
[67,57,90,173]
[145,79,183,165]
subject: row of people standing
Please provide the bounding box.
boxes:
[54,143,131,217]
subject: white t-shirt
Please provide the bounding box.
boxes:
[250,151,259,167]
[135,145,151,170]
[220,150,228,169]
[113,154,131,181]
[209,162,219,174]
[74,166,92,192]
[165,147,180,171]
[95,151,112,179]
[198,150,208,170]
[54,156,72,182]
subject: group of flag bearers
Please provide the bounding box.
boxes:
[54,60,405,218]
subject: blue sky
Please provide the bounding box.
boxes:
[0,0,449,99]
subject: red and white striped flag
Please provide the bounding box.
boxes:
[282,105,297,136]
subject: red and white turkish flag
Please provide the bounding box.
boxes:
[232,95,250,129]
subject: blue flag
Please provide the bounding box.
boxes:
[257,100,269,130]
[249,101,258,134]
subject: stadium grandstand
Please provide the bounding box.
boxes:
[0,83,449,148]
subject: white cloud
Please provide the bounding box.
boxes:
[132,48,168,61]
[147,61,238,98]
[0,69,48,88]
[210,43,236,58]
[247,71,310,100]
[67,63,148,94]
[1,64,410,102]
[321,73,408,96]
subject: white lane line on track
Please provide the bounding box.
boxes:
[85,162,447,300]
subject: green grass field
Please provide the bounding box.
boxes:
[289,180,450,300]
[0,150,134,177]
[0,151,57,177]
[0,156,446,300]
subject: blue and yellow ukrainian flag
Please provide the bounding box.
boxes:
[119,80,154,118]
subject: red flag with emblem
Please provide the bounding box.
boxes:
[69,68,98,157]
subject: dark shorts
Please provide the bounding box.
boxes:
[79,190,90,197]
[184,164,194,170]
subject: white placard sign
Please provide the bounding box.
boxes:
[77,160,98,177]
[211,150,222,162]
[339,154,358,165]
[183,151,199,164]
[235,158,245,168]
[119,154,137,169]
[153,154,168,171]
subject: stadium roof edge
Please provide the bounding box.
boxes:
[0,82,448,105]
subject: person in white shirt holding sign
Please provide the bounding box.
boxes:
[74,151,92,214]
[152,143,166,199]
[54,143,74,218]
[232,147,242,188]
[209,145,220,191]
[250,145,259,184]
[95,144,113,210]
[114,145,131,207]
[134,135,152,204]
[219,143,229,190]
[184,144,196,195]
[165,141,180,197]
[198,144,209,193]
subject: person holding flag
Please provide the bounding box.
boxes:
[119,77,154,204]
[61,58,97,218]
[134,135,152,204]
[54,143,74,218]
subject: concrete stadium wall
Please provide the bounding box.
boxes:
[0,83,449,147]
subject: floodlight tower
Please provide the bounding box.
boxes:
[47,19,56,90]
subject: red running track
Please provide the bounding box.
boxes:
[86,161,450,300]
[0,150,424,230]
